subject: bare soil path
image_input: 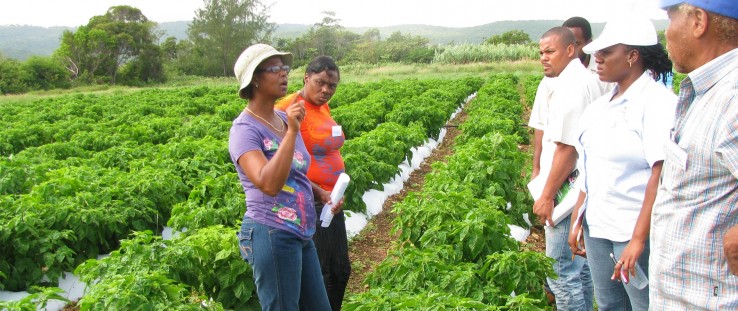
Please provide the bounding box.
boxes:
[345,108,548,295]
[344,97,551,311]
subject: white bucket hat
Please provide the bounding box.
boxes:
[582,16,657,54]
[234,44,293,98]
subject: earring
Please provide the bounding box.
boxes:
[254,83,259,88]
[628,61,632,68]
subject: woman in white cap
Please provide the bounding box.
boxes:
[229,43,331,310]
[567,16,676,310]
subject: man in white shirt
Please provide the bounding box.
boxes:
[529,17,612,180]
[532,27,604,310]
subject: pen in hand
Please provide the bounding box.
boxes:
[610,253,628,284]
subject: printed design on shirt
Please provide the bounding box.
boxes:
[272,205,300,224]
[263,138,278,151]
[313,143,343,172]
[312,144,329,162]
[281,184,295,194]
[293,151,306,170]
[272,178,309,232]
[296,191,309,234]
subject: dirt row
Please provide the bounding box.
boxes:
[344,106,547,295]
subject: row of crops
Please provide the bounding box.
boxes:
[343,74,552,310]
[0,75,507,309]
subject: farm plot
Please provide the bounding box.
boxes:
[1,76,497,309]
[343,74,552,310]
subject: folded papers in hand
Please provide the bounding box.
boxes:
[527,169,579,227]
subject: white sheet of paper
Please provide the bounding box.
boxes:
[527,175,578,227]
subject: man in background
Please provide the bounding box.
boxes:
[531,27,602,310]
[529,16,611,179]
[528,18,609,308]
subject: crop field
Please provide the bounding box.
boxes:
[0,71,550,310]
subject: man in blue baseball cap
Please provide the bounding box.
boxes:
[650,0,738,309]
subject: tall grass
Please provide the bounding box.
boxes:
[337,61,540,82]
[433,43,539,64]
[0,61,542,105]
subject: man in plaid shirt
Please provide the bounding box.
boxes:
[650,0,738,309]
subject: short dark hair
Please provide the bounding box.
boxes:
[562,16,593,42]
[305,55,340,80]
[541,27,576,47]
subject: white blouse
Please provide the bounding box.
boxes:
[577,72,676,242]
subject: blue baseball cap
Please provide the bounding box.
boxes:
[660,0,738,19]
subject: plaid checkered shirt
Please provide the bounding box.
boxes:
[651,48,738,309]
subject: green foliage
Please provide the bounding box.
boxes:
[485,30,532,45]
[657,30,666,48]
[75,228,254,310]
[522,74,543,108]
[366,31,434,64]
[56,5,164,85]
[1,75,545,309]
[433,43,538,64]
[0,86,238,291]
[393,187,518,262]
[328,81,372,108]
[362,245,512,307]
[342,122,426,212]
[347,76,549,309]
[350,247,552,309]
[187,0,273,76]
[0,286,69,311]
[21,56,71,90]
[345,288,501,311]
[427,133,529,226]
[331,91,393,139]
[672,72,686,94]
[167,173,244,231]
[277,13,434,66]
[0,55,30,94]
[482,251,556,305]
[78,271,215,311]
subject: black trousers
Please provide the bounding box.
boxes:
[313,203,351,311]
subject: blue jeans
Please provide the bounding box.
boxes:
[545,214,594,310]
[238,217,331,311]
[583,224,649,311]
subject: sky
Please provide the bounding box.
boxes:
[0,0,668,28]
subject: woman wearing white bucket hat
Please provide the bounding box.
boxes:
[229,43,331,310]
[567,15,676,310]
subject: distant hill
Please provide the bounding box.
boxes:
[0,20,669,60]
[0,25,74,60]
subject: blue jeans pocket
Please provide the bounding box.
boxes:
[238,226,254,265]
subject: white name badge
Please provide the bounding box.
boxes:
[332,125,342,137]
[664,140,687,171]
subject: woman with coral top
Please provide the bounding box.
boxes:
[275,55,349,311]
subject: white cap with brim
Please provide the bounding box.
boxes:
[660,0,738,20]
[234,44,293,99]
[582,17,657,54]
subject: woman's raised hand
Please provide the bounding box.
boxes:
[286,100,306,132]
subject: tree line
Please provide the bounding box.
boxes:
[0,0,535,95]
